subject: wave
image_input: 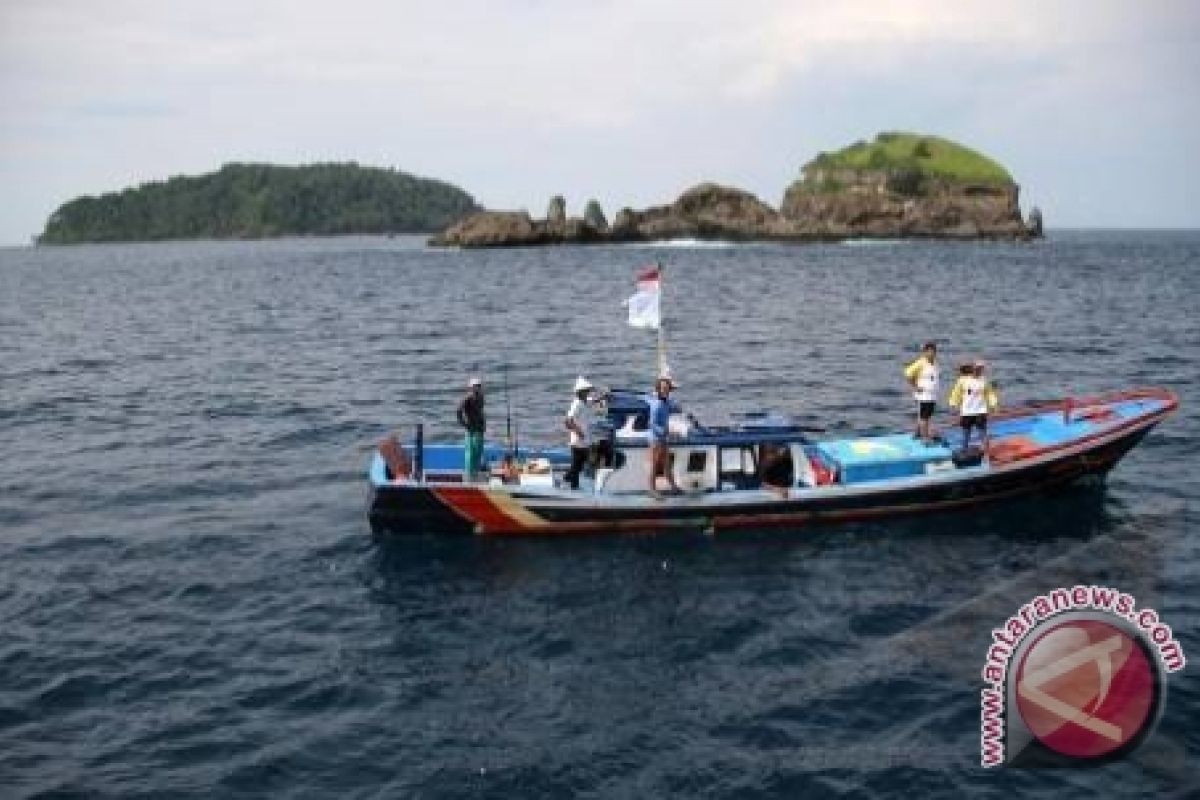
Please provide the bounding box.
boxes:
[623,238,741,249]
[840,238,913,247]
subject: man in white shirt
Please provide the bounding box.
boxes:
[904,341,940,443]
[950,360,999,451]
[564,376,599,489]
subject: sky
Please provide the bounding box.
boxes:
[1,0,1198,244]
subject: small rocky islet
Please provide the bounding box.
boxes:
[432,132,1043,248]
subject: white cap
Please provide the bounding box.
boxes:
[573,376,594,393]
[468,376,483,387]
[657,373,677,388]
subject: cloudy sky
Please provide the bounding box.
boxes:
[2,0,1197,244]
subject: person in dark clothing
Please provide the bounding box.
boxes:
[457,376,486,480]
[759,443,794,496]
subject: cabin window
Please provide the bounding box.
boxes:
[719,447,757,475]
[686,451,707,473]
[718,446,760,490]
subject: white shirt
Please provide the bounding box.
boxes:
[911,358,939,403]
[566,397,593,447]
[959,376,989,416]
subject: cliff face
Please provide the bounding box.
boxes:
[430,133,1041,247]
[780,169,1029,239]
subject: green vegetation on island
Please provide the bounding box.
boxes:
[806,132,1013,186]
[38,163,480,244]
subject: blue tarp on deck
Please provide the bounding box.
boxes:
[817,434,955,484]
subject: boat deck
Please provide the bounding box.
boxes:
[370,389,1176,491]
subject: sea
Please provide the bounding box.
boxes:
[1,231,1197,798]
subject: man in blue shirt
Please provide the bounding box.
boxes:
[647,376,682,498]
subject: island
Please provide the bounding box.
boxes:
[37,163,480,244]
[432,132,1043,247]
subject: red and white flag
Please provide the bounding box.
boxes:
[624,265,660,330]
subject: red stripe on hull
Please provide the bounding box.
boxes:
[431,487,527,532]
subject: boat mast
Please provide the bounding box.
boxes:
[503,363,514,457]
[656,261,668,379]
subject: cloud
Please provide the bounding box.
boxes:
[1,0,1198,242]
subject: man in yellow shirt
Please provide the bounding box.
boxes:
[903,341,940,442]
[949,360,1000,451]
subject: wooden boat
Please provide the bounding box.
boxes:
[366,387,1177,536]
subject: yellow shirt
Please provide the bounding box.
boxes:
[904,356,939,403]
[949,376,999,415]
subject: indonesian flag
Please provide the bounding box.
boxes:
[625,266,660,330]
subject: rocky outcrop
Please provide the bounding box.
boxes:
[433,185,799,247]
[583,199,608,232]
[1026,206,1044,238]
[430,178,1040,247]
[430,134,1043,247]
[779,171,1030,240]
[429,207,605,248]
[609,183,798,241]
[546,195,566,224]
[429,210,543,247]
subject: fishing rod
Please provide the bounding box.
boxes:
[503,363,516,458]
[512,370,520,459]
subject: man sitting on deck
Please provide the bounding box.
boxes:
[759,443,794,498]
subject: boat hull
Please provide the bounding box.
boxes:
[367,389,1176,537]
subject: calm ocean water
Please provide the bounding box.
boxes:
[1,232,1197,798]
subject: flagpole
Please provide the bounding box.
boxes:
[656,261,667,378]
[625,261,667,380]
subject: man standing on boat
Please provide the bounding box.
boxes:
[950,359,999,452]
[457,376,486,481]
[564,376,600,489]
[647,376,683,498]
[904,341,940,443]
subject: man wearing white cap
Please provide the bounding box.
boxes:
[564,376,599,489]
[457,376,486,481]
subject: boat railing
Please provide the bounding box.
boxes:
[990,386,1178,423]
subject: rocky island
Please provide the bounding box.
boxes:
[38,163,480,244]
[432,132,1042,247]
